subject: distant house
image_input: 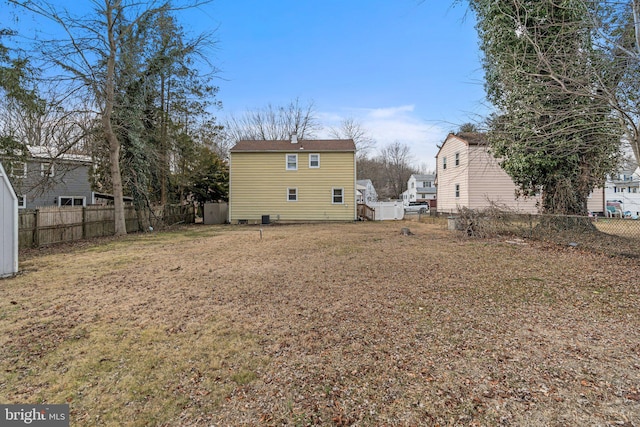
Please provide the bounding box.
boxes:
[229,138,357,223]
[604,161,640,217]
[3,146,95,209]
[356,179,378,204]
[402,174,436,205]
[436,132,604,214]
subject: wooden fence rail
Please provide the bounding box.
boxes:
[19,205,195,249]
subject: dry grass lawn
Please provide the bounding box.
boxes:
[1,221,639,426]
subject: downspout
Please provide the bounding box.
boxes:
[228,154,232,224]
[353,150,357,221]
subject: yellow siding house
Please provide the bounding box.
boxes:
[229,138,357,223]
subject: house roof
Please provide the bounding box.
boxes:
[417,187,436,194]
[230,139,356,153]
[27,145,92,163]
[411,174,435,181]
[435,132,488,159]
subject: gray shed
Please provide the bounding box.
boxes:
[0,161,18,278]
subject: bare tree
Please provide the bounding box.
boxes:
[379,141,415,199]
[328,117,376,158]
[12,0,213,235]
[222,98,320,145]
[588,0,640,164]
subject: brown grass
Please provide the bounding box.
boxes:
[1,221,639,426]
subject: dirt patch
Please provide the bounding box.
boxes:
[2,222,639,425]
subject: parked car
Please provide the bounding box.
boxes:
[404,201,429,214]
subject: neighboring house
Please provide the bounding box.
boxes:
[229,138,357,223]
[402,174,436,205]
[436,132,541,214]
[436,132,605,214]
[356,179,378,204]
[604,162,640,217]
[4,146,95,209]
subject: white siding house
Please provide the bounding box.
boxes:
[356,179,378,204]
[402,174,436,205]
[604,165,640,217]
[436,133,605,215]
[0,162,18,278]
[435,133,540,214]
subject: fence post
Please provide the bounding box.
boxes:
[33,209,39,248]
[82,206,87,239]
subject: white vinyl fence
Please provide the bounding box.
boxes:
[368,201,405,221]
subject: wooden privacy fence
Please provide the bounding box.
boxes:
[19,204,195,249]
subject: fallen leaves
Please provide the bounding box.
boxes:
[2,221,639,426]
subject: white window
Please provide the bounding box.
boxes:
[41,162,54,177]
[443,157,447,170]
[455,184,460,198]
[58,196,85,207]
[411,182,415,189]
[9,161,27,178]
[287,188,298,202]
[309,153,320,168]
[332,188,344,204]
[17,195,26,209]
[455,152,460,166]
[286,154,298,171]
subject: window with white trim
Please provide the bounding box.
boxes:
[287,188,298,202]
[9,161,27,178]
[58,196,85,207]
[309,153,320,168]
[17,195,26,209]
[455,184,460,198]
[455,152,460,166]
[443,157,447,170]
[41,162,54,177]
[332,188,344,204]
[286,154,298,170]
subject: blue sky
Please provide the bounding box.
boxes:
[193,0,489,170]
[4,0,489,170]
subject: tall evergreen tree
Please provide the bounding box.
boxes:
[470,0,621,215]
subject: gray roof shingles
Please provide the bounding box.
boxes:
[231,139,356,153]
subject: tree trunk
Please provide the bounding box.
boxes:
[104,0,127,236]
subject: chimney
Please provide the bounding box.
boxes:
[291,134,298,144]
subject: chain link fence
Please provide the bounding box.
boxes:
[444,207,640,258]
